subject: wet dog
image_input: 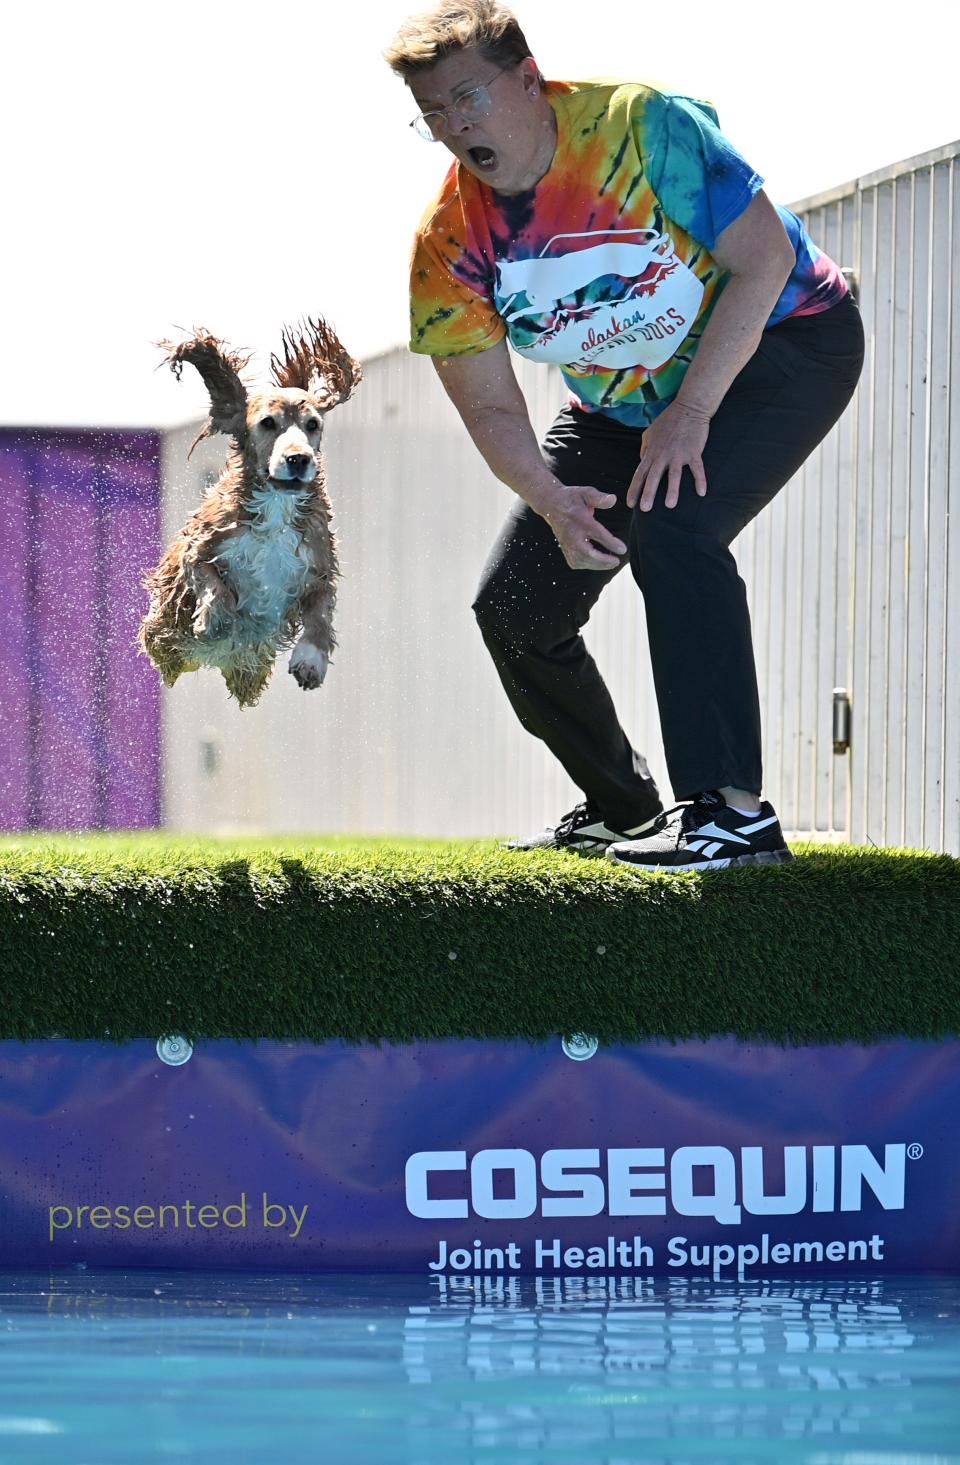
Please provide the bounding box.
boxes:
[139,319,361,708]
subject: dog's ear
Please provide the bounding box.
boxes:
[157,329,252,455]
[270,317,362,410]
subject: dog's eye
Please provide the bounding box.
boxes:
[259,415,276,431]
[305,418,320,433]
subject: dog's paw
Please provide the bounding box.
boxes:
[289,642,329,690]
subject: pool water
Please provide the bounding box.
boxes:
[1,1271,958,1462]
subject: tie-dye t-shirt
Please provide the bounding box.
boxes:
[409,81,848,427]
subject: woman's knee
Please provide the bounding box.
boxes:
[472,578,589,658]
[472,579,529,645]
[471,583,545,653]
[629,507,734,589]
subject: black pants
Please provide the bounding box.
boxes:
[472,294,865,824]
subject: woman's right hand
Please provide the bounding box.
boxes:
[430,344,626,571]
[536,484,628,571]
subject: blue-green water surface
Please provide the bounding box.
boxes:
[0,1271,957,1463]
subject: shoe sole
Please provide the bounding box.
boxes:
[606,848,794,874]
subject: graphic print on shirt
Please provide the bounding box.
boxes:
[495,227,704,372]
[409,82,850,426]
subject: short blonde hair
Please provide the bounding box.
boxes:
[384,0,533,80]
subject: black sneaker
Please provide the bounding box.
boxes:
[504,798,665,857]
[605,790,793,873]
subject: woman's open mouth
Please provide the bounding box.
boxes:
[468,145,498,172]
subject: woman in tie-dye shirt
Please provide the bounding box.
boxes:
[386,0,864,874]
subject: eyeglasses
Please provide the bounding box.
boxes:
[409,65,514,141]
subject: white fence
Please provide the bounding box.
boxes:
[751,139,960,853]
[160,138,960,851]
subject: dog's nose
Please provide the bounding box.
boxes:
[284,453,310,476]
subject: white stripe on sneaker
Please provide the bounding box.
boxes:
[688,820,751,846]
[623,812,661,835]
[735,814,779,836]
[571,821,621,842]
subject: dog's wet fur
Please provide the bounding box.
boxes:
[139,320,361,708]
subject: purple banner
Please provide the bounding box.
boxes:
[0,429,162,830]
[0,1036,957,1275]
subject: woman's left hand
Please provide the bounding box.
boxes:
[627,400,712,511]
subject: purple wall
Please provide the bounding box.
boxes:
[0,429,162,830]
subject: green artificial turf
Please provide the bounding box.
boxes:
[0,833,957,1046]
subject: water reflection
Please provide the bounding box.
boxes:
[404,1275,960,1460]
[0,1271,956,1463]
